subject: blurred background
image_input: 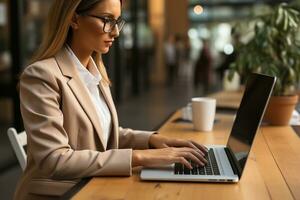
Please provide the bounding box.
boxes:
[0,0,297,199]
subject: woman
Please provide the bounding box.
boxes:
[15,0,207,199]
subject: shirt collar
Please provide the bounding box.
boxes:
[65,45,102,86]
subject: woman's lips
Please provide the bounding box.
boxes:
[105,41,113,46]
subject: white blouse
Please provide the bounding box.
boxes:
[65,45,112,148]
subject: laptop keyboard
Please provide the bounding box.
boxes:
[174,149,220,175]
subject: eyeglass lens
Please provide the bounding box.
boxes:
[104,19,125,33]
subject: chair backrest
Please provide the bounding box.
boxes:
[7,128,27,171]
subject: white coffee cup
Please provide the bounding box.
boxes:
[191,97,216,132]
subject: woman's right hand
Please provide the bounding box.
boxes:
[132,147,207,169]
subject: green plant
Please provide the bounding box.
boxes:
[229,3,300,96]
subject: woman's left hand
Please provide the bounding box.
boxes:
[149,134,208,156]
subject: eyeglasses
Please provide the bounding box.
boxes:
[85,14,126,33]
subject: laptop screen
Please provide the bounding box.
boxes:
[226,73,276,177]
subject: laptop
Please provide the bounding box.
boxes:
[140,73,276,183]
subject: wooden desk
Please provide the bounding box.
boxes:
[71,110,300,200]
[69,90,300,200]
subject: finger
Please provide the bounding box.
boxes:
[186,142,206,157]
[173,140,207,157]
[172,147,207,164]
[175,157,192,169]
[177,147,204,160]
[191,141,208,153]
[187,148,208,164]
[197,154,208,165]
[180,151,205,167]
[170,140,203,155]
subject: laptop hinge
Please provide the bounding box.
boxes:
[225,147,242,178]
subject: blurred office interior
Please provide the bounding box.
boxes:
[0,0,296,199]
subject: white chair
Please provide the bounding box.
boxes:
[7,128,27,171]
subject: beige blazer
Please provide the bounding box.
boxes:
[14,48,153,200]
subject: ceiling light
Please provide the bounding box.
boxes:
[194,5,204,15]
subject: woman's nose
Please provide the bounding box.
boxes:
[110,25,120,38]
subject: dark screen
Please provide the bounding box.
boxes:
[227,73,275,176]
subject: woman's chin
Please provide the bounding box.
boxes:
[99,47,110,54]
[95,47,109,54]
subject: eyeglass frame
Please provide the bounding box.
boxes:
[80,14,126,33]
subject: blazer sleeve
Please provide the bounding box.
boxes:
[20,64,133,179]
[118,127,155,149]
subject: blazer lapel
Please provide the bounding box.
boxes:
[54,48,105,150]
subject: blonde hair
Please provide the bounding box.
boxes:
[30,0,113,84]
